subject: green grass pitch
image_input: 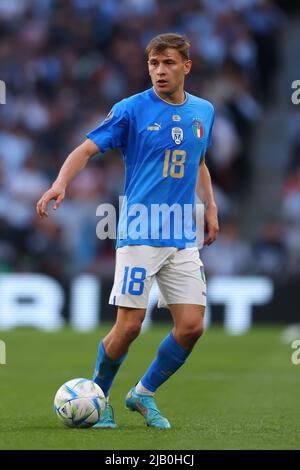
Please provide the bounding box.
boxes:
[0,325,299,450]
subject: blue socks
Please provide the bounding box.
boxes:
[93,341,127,397]
[140,332,192,392]
[93,333,192,397]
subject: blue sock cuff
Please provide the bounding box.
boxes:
[93,341,128,397]
[100,342,127,364]
[164,332,191,361]
[140,332,192,393]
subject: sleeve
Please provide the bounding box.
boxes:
[86,100,129,153]
[205,106,215,152]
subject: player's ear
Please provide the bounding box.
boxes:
[184,60,192,75]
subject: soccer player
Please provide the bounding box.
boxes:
[37,33,219,429]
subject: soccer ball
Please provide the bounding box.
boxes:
[54,378,105,428]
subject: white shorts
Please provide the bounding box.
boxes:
[109,245,206,309]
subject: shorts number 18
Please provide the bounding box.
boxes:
[122,266,146,296]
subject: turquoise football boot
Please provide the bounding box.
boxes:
[125,387,171,429]
[93,402,118,429]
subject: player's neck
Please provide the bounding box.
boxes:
[153,87,187,105]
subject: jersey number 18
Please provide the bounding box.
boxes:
[163,149,186,179]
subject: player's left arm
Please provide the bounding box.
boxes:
[196,155,219,245]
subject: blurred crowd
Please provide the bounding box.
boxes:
[1,0,298,282]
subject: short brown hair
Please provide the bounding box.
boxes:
[146,33,190,61]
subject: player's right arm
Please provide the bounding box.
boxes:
[36,138,99,218]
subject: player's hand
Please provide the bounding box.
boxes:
[204,204,219,245]
[36,182,66,218]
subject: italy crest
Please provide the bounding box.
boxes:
[192,119,204,138]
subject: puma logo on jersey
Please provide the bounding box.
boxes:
[147,123,161,131]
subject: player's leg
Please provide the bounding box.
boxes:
[137,303,204,392]
[126,304,204,428]
[93,245,158,428]
[93,245,153,395]
[93,306,146,428]
[93,306,146,394]
[126,248,206,428]
[169,303,205,349]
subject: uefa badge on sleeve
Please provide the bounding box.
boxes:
[192,119,204,139]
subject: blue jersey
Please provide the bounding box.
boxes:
[87,87,214,248]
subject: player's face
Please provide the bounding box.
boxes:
[148,48,192,98]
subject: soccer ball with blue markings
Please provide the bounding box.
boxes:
[54,378,105,428]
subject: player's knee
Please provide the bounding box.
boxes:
[179,323,204,343]
[123,320,142,341]
[194,323,205,339]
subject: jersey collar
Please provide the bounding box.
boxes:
[151,87,188,106]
